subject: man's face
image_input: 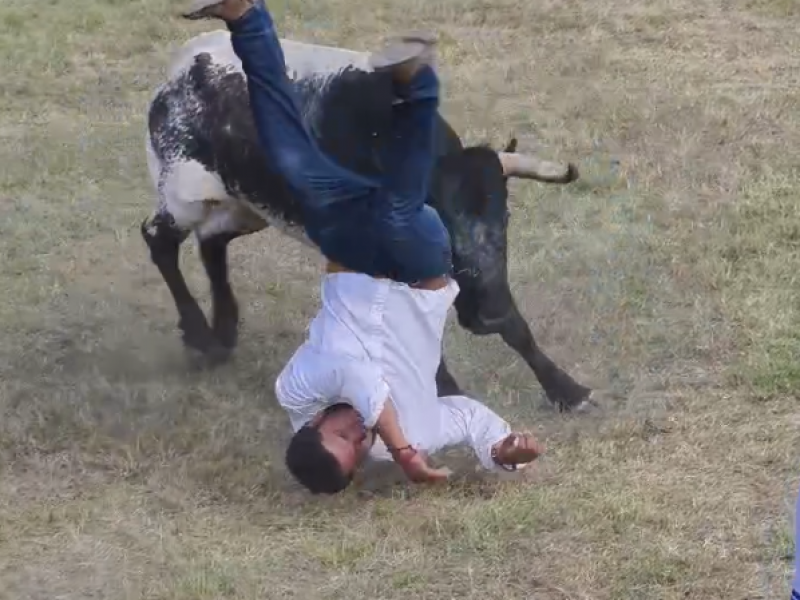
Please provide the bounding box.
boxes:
[314,405,376,476]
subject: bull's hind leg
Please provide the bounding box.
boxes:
[141,211,229,366]
[198,231,245,353]
[196,202,268,357]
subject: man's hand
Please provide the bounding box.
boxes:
[491,432,545,468]
[375,398,451,483]
[392,447,452,483]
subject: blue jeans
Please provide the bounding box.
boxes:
[226,3,452,283]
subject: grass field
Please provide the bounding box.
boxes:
[2,0,800,598]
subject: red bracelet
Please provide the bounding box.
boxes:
[388,445,417,465]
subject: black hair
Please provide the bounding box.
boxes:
[285,423,354,495]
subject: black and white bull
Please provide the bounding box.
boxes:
[141,30,592,411]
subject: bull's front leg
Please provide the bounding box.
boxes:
[497,304,592,412]
[140,212,228,366]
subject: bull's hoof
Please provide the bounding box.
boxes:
[548,381,594,413]
[557,392,596,413]
[180,325,216,354]
[214,323,239,351]
[185,342,232,371]
[179,314,232,369]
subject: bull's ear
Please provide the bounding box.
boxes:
[503,137,518,153]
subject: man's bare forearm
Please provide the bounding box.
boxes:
[374,398,412,451]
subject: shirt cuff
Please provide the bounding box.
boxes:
[479,426,513,472]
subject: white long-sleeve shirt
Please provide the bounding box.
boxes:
[275,272,511,471]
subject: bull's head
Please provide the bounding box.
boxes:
[429,136,579,335]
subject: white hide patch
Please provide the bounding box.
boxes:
[158,156,312,244]
[195,201,261,239]
[160,159,231,229]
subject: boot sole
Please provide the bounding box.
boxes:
[368,31,438,71]
[182,0,228,20]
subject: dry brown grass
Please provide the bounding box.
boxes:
[1,0,799,597]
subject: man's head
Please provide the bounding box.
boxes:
[285,402,376,494]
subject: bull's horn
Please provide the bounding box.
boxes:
[498,152,579,184]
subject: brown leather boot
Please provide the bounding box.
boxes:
[491,433,545,471]
[368,31,438,85]
[182,0,254,21]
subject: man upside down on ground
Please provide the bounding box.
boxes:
[181,0,545,492]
